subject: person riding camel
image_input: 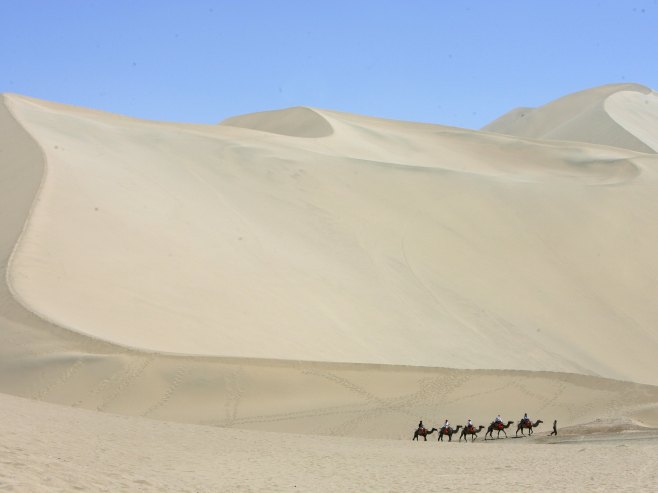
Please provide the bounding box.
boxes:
[521,413,530,426]
[418,420,425,432]
[467,419,473,432]
[443,419,450,431]
[494,414,503,429]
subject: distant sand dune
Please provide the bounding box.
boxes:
[222,106,334,137]
[483,83,657,153]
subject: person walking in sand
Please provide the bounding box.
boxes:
[549,419,557,436]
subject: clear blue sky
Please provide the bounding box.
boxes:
[1,0,656,129]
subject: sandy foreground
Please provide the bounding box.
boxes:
[2,83,658,491]
[1,392,657,493]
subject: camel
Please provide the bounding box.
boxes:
[459,425,485,442]
[413,427,438,441]
[438,425,462,442]
[516,419,543,437]
[485,420,514,440]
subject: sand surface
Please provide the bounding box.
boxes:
[3,89,658,383]
[1,392,657,492]
[1,83,658,490]
[482,82,657,152]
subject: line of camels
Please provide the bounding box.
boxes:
[413,419,544,442]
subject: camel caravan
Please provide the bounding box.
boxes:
[413,414,547,442]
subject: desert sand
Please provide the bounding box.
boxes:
[2,392,657,492]
[1,83,658,491]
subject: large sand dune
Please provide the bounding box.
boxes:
[1,84,658,454]
[483,82,658,152]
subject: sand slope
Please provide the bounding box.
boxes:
[483,83,657,152]
[3,91,658,384]
[1,85,658,445]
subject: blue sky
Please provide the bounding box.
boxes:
[1,0,656,129]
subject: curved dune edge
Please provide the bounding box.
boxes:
[605,90,658,152]
[220,106,334,137]
[0,95,658,437]
[482,83,656,153]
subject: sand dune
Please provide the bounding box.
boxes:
[483,83,657,153]
[222,105,335,137]
[3,90,658,386]
[1,84,658,460]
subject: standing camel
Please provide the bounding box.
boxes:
[413,427,438,441]
[438,425,462,442]
[516,419,543,437]
[485,420,514,440]
[459,425,485,442]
